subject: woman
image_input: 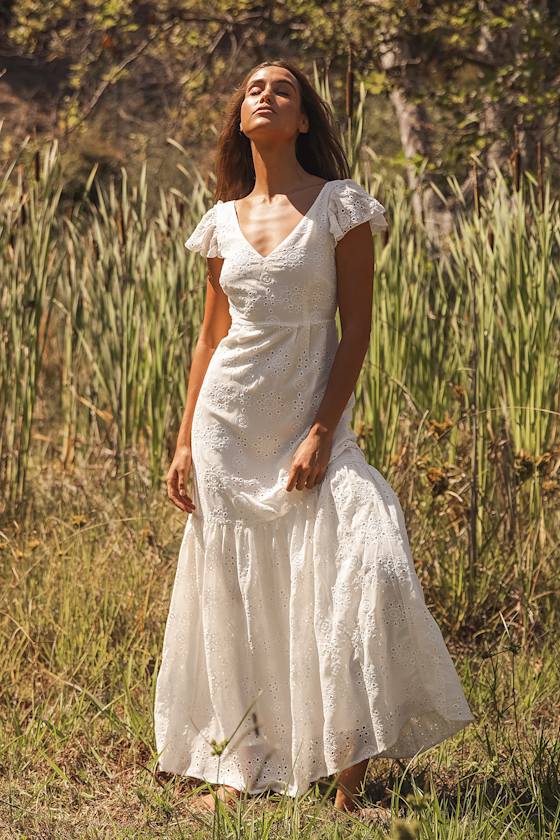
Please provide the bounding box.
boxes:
[154,59,474,814]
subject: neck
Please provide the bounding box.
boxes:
[248,141,308,200]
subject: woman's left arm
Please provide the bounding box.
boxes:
[285,222,374,491]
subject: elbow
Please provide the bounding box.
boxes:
[340,322,371,353]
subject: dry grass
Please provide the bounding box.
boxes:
[1,465,558,838]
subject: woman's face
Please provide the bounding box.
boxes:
[239,65,308,142]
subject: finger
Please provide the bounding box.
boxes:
[305,466,322,489]
[296,466,312,491]
[166,476,195,512]
[307,465,324,488]
[182,460,194,496]
[184,469,196,509]
[285,466,298,492]
[169,490,195,512]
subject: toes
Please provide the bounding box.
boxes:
[188,783,244,812]
[189,793,214,812]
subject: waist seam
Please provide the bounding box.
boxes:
[230,316,334,328]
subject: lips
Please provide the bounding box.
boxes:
[255,107,274,114]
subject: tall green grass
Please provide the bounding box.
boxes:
[1,127,559,836]
[1,136,559,645]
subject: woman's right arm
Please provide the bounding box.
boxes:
[166,257,231,513]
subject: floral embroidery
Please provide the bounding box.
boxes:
[154,179,474,799]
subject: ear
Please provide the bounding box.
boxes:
[299,114,310,134]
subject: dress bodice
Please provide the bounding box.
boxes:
[184,178,387,328]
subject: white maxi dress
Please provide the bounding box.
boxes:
[154,178,475,797]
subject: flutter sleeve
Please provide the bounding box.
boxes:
[184,202,223,258]
[328,179,388,244]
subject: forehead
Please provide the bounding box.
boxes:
[246,68,297,90]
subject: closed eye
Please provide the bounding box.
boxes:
[247,84,291,96]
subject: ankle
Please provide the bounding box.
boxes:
[334,789,361,812]
[222,784,242,797]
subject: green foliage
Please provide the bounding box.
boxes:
[3,1,559,183]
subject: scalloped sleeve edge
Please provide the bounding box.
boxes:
[328,182,388,244]
[184,204,222,258]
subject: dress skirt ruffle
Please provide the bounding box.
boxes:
[154,444,474,797]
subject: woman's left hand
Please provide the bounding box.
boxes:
[285,426,333,491]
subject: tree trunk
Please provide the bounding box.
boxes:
[477,0,547,189]
[379,36,454,241]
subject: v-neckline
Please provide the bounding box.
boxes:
[230,180,335,260]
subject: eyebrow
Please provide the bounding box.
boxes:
[247,76,296,91]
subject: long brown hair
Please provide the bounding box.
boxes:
[213,60,351,202]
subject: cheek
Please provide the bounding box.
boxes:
[277,103,300,130]
[240,98,253,119]
[278,97,299,117]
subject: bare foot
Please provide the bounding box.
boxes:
[333,757,369,812]
[334,792,361,812]
[191,784,244,812]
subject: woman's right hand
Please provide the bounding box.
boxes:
[166,445,196,513]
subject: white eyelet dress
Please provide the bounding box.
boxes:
[153,178,474,797]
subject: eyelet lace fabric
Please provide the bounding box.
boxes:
[154,179,474,798]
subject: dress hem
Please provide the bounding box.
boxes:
[157,714,475,800]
